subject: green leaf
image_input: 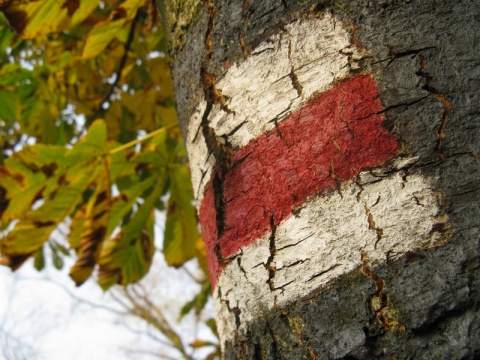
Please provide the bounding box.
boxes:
[51,246,64,270]
[179,281,211,319]
[97,175,164,290]
[205,318,219,337]
[33,247,45,271]
[164,164,199,266]
[0,121,107,269]
[0,89,20,122]
[106,176,155,237]
[66,119,107,161]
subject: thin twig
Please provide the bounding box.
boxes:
[124,347,180,360]
[109,122,178,155]
[117,321,177,350]
[89,9,141,125]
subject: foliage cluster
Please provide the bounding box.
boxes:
[0,0,206,290]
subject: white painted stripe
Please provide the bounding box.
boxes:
[187,14,361,202]
[209,14,360,148]
[186,100,214,205]
[213,164,446,342]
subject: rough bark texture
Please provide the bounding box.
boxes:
[163,0,480,358]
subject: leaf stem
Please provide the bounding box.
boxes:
[109,123,178,154]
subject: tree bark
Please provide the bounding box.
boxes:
[160,0,480,358]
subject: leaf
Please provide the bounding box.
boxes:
[69,162,111,286]
[81,18,127,59]
[122,87,157,131]
[51,243,64,270]
[106,177,155,237]
[0,88,20,121]
[97,175,164,290]
[0,120,107,270]
[33,247,45,271]
[0,144,67,222]
[147,57,173,96]
[0,159,101,270]
[0,0,100,39]
[189,340,217,349]
[163,164,199,266]
[66,119,107,161]
[81,0,145,59]
[179,281,211,319]
[205,319,218,337]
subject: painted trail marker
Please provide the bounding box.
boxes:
[187,14,444,341]
[200,75,399,285]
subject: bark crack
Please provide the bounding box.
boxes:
[416,54,452,160]
[236,256,248,280]
[364,203,383,249]
[289,66,303,97]
[277,233,314,251]
[200,2,240,257]
[268,99,294,130]
[226,120,247,138]
[224,298,242,329]
[329,160,343,197]
[284,258,310,268]
[361,252,405,334]
[306,264,340,282]
[238,31,251,59]
[372,46,437,66]
[469,152,480,165]
[353,95,429,122]
[265,215,278,292]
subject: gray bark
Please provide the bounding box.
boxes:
[162,0,480,358]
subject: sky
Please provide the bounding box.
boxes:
[0,245,217,360]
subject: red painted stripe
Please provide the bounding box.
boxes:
[200,75,398,287]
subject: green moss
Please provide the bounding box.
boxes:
[156,0,203,52]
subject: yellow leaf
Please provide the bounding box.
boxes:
[190,340,216,349]
[147,57,172,92]
[81,0,145,59]
[0,145,67,222]
[157,105,178,127]
[66,119,107,160]
[0,0,100,39]
[81,18,127,59]
[0,159,102,270]
[122,88,157,130]
[104,101,122,137]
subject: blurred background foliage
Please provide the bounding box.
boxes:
[0,0,218,358]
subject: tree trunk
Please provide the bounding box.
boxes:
[160,0,480,358]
